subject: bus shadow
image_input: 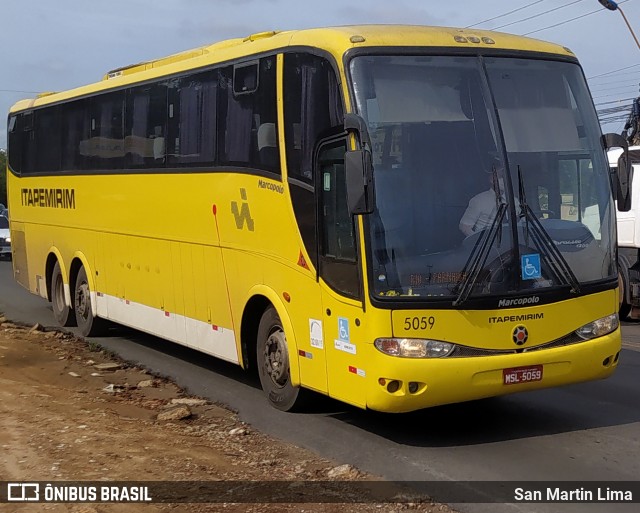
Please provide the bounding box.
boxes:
[88,323,640,448]
[327,351,640,447]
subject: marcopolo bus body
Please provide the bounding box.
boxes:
[6,26,631,412]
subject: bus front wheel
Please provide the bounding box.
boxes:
[257,306,305,411]
[51,262,76,327]
[619,270,631,320]
[74,266,106,337]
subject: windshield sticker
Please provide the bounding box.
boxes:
[521,254,541,280]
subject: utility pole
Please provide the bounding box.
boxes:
[599,1,640,143]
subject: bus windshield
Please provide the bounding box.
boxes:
[349,55,615,302]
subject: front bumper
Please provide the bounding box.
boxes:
[364,329,621,413]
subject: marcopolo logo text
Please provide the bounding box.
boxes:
[498,296,540,308]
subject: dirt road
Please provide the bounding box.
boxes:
[0,314,456,513]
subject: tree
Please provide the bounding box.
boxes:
[0,150,7,207]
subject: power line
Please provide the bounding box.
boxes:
[590,82,640,94]
[587,62,640,80]
[592,89,640,100]
[465,1,546,29]
[589,69,640,82]
[522,0,631,36]
[493,0,586,31]
[588,77,640,88]
[594,96,637,106]
[0,89,41,94]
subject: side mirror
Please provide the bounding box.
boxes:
[345,149,374,215]
[616,152,633,212]
[602,133,632,212]
[344,113,375,215]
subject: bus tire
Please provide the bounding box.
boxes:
[619,270,631,320]
[51,261,76,327]
[74,266,106,337]
[257,306,305,411]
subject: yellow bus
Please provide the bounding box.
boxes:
[6,25,632,413]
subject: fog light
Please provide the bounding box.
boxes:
[386,380,400,393]
[408,382,419,394]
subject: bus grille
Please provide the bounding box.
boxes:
[449,331,586,358]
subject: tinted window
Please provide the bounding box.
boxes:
[167,71,216,166]
[36,106,61,172]
[126,83,168,168]
[61,100,90,171]
[283,53,343,182]
[21,112,36,174]
[219,57,280,173]
[7,115,22,173]
[88,92,125,170]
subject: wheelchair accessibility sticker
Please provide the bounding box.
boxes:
[521,254,541,280]
[338,317,350,342]
[334,317,356,354]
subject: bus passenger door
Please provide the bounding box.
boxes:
[316,136,367,409]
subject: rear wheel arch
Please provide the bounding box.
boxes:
[240,295,271,372]
[45,249,67,302]
[45,253,59,302]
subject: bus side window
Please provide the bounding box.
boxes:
[61,99,91,172]
[8,114,22,174]
[125,83,168,169]
[88,92,125,171]
[20,111,36,174]
[317,137,360,299]
[219,56,280,175]
[284,52,345,271]
[283,53,344,183]
[35,107,61,173]
[166,71,216,167]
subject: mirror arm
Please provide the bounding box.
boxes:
[344,113,372,150]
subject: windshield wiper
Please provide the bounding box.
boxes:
[453,201,507,306]
[517,166,581,293]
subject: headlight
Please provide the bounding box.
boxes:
[5,237,10,243]
[575,313,619,340]
[374,338,455,358]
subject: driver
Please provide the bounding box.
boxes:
[459,160,513,237]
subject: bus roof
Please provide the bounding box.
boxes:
[9,24,575,113]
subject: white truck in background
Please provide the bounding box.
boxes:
[611,146,640,318]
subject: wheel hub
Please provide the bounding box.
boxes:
[76,282,90,319]
[263,329,289,387]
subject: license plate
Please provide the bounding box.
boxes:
[503,365,543,385]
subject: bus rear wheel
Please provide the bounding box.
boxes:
[51,262,76,327]
[257,306,306,411]
[74,266,106,337]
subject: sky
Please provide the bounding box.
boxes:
[1,0,639,149]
